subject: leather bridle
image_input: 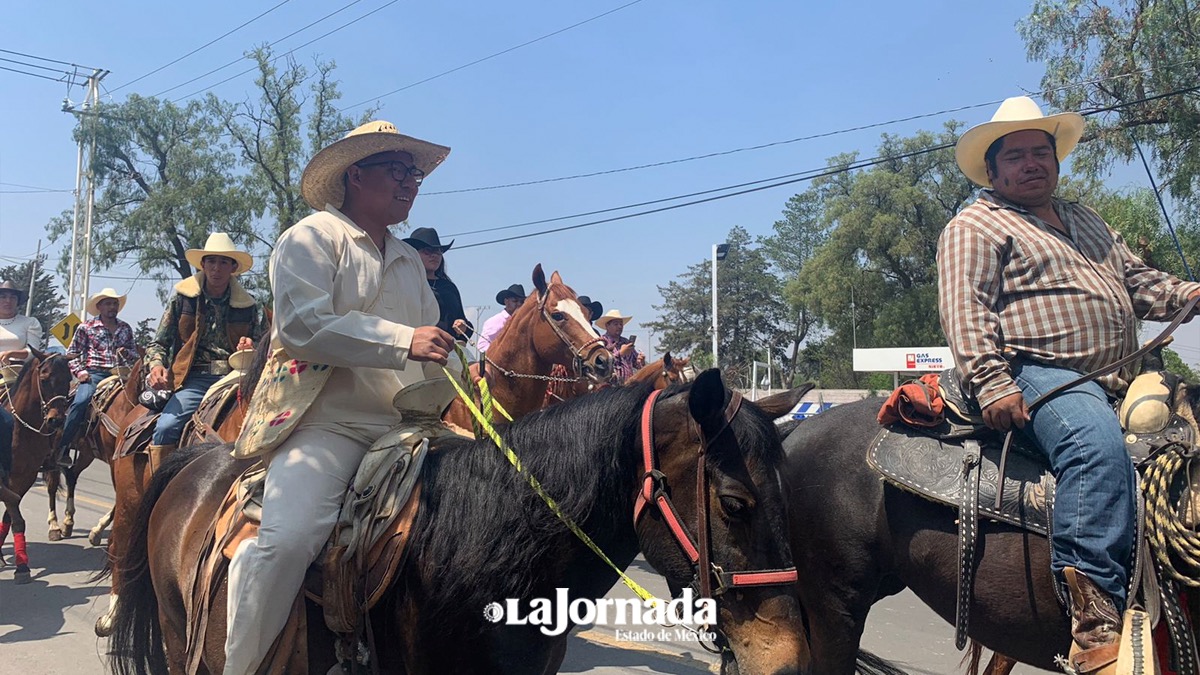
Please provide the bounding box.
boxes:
[3,355,70,436]
[633,389,799,599]
[487,290,608,383]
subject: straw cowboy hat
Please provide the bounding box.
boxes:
[495,284,526,305]
[955,96,1085,188]
[577,295,603,319]
[301,120,451,211]
[403,227,453,253]
[0,280,28,305]
[85,288,128,315]
[185,232,254,275]
[594,309,633,331]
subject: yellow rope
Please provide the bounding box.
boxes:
[442,364,659,604]
[1142,445,1200,586]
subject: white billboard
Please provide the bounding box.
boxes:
[852,347,954,372]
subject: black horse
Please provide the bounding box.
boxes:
[110,370,816,674]
[778,397,1076,673]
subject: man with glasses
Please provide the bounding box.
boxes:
[477,283,526,353]
[224,121,458,675]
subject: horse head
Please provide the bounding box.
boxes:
[524,263,612,382]
[626,352,694,390]
[635,369,813,673]
[12,347,73,432]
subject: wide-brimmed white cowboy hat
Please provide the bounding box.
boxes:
[594,309,633,331]
[300,120,451,211]
[955,96,1085,188]
[85,288,127,315]
[185,232,254,275]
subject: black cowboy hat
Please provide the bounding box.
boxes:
[0,280,28,304]
[403,227,453,253]
[495,283,526,305]
[577,295,603,318]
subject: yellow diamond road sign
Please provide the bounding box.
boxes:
[50,312,82,348]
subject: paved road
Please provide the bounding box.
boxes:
[0,466,1053,674]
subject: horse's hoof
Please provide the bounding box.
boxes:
[94,614,114,637]
[13,565,31,584]
[47,528,63,542]
[61,524,74,538]
[88,529,104,547]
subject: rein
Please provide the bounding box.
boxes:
[633,389,799,599]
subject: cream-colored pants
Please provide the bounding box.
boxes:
[223,425,374,675]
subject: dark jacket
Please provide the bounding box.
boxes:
[429,277,474,340]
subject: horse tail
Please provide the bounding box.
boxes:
[856,648,911,675]
[108,445,206,675]
[961,639,984,675]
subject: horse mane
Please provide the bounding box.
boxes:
[411,382,654,626]
[9,352,38,394]
[239,337,274,405]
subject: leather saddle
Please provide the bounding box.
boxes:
[114,408,160,460]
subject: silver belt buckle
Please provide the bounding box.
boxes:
[209,360,232,376]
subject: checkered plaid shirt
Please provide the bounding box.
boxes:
[66,317,138,380]
[937,190,1200,408]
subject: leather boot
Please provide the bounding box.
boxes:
[1064,567,1122,675]
[146,443,177,473]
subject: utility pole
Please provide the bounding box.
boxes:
[25,240,41,317]
[711,243,728,369]
[63,68,108,317]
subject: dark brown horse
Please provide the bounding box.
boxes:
[0,349,73,583]
[111,371,819,674]
[94,342,266,637]
[44,352,146,544]
[777,397,1080,673]
[444,264,611,428]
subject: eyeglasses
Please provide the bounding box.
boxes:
[356,160,425,185]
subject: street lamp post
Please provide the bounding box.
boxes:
[711,243,728,368]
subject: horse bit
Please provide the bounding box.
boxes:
[634,389,799,599]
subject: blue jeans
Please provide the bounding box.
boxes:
[60,369,110,450]
[152,372,221,445]
[0,406,12,475]
[1013,361,1136,609]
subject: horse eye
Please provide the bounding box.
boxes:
[720,495,750,517]
[551,312,565,321]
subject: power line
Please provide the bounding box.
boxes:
[171,0,399,104]
[0,188,72,194]
[451,83,1200,250]
[0,55,71,74]
[0,48,96,71]
[0,64,67,83]
[338,0,647,113]
[0,181,69,190]
[110,0,295,94]
[152,0,368,99]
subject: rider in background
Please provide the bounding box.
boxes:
[0,280,43,479]
[403,226,473,342]
[55,288,138,467]
[595,309,644,383]
[144,233,266,469]
[477,283,525,353]
[938,96,1200,675]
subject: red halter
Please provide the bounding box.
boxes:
[633,389,799,598]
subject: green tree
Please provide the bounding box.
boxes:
[1020,0,1200,215]
[45,95,262,293]
[791,125,976,387]
[757,189,828,386]
[133,317,157,349]
[646,227,790,388]
[0,258,66,342]
[212,47,375,242]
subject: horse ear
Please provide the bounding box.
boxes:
[532,264,547,296]
[663,352,673,369]
[688,368,728,430]
[29,345,47,361]
[550,270,563,285]
[753,382,816,419]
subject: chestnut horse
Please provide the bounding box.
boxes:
[94,341,267,637]
[0,349,73,583]
[44,353,146,545]
[626,352,692,389]
[110,372,827,674]
[444,264,612,427]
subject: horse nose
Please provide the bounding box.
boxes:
[590,352,611,379]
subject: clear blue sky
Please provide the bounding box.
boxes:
[3,1,1196,367]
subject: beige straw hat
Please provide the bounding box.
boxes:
[185,232,254,275]
[85,288,128,315]
[300,121,451,211]
[955,96,1084,188]
[594,309,633,331]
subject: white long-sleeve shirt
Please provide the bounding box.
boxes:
[0,314,44,353]
[270,205,450,428]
